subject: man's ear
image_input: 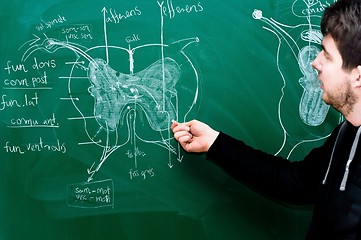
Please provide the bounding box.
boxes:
[351,66,361,88]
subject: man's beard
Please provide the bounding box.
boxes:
[323,82,357,116]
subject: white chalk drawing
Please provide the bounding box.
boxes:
[252,0,341,158]
[21,4,200,184]
[298,45,330,126]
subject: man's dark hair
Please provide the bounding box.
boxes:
[321,0,361,69]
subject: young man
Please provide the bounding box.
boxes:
[172,0,361,239]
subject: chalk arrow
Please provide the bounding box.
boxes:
[87,176,93,182]
[87,162,96,174]
[177,156,183,162]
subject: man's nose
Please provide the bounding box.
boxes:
[311,53,321,71]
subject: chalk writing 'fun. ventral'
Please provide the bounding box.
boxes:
[4,138,66,154]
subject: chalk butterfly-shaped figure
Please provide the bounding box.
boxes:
[298,45,329,126]
[87,57,180,132]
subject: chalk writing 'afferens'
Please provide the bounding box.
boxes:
[104,6,142,24]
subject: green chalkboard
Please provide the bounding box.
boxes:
[0,0,340,239]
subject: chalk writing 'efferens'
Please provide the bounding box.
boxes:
[157,1,204,19]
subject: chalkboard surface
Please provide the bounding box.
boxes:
[0,0,340,239]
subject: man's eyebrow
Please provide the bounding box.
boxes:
[321,43,326,52]
[321,43,331,58]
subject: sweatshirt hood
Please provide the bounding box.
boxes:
[322,121,361,191]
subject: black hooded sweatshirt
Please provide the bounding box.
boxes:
[207,121,361,239]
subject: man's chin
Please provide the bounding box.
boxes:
[321,95,329,105]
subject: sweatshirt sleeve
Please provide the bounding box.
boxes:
[206,131,323,205]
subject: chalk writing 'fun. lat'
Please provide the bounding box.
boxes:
[0,93,39,110]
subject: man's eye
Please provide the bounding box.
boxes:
[323,53,331,61]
